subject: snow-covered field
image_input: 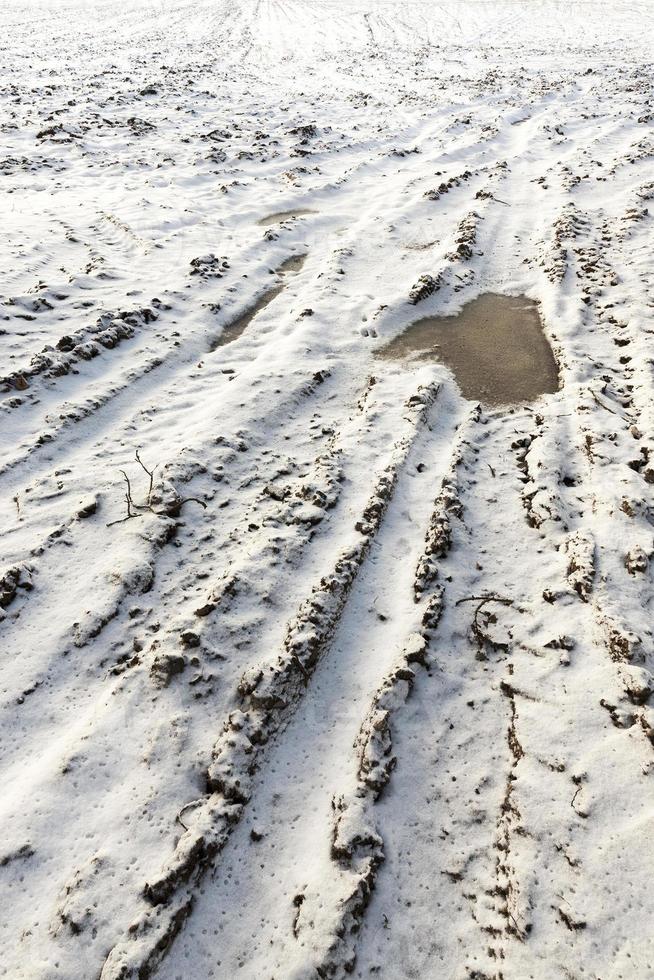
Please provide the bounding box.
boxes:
[2,1,654,977]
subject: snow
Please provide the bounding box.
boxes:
[2,1,654,977]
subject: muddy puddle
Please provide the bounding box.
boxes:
[209,254,307,351]
[257,209,317,227]
[376,293,559,407]
[277,254,306,273]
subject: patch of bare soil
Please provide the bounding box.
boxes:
[377,293,559,406]
[257,209,317,226]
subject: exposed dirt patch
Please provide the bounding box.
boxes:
[257,209,317,226]
[376,293,560,407]
[209,254,307,351]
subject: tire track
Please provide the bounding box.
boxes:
[100,376,441,979]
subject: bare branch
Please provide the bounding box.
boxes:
[106,470,143,526]
[135,449,158,506]
[179,497,207,511]
[177,798,203,832]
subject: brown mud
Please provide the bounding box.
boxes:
[209,254,307,351]
[257,209,317,226]
[377,293,559,407]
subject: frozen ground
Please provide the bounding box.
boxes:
[2,1,654,977]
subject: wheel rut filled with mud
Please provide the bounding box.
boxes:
[377,293,560,407]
